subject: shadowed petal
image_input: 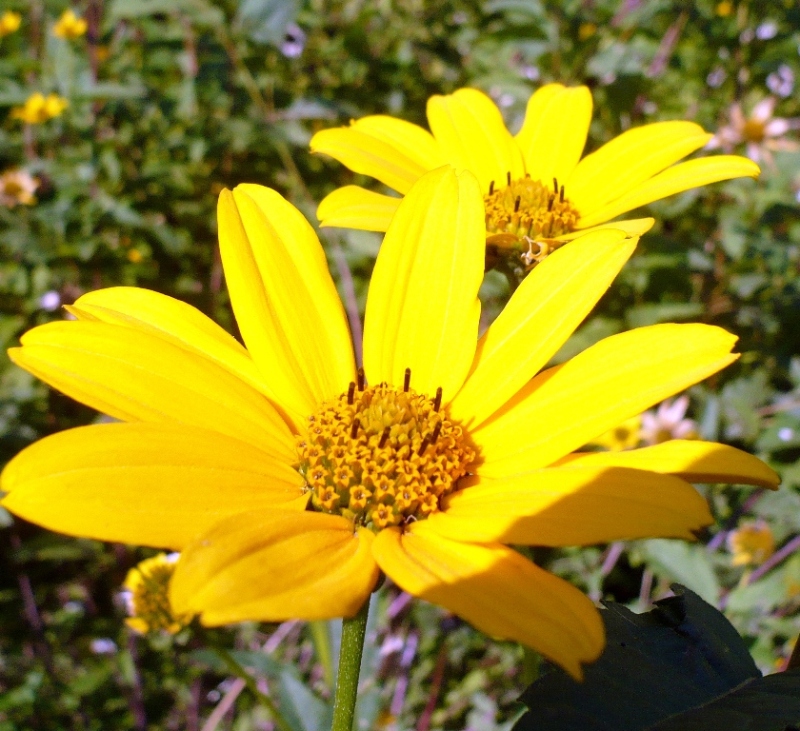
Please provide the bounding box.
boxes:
[373,522,603,679]
[171,511,379,624]
[1,423,306,548]
[427,466,712,545]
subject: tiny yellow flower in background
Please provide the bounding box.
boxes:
[11,92,69,124]
[1,167,779,678]
[0,168,39,208]
[0,10,21,36]
[590,415,642,452]
[52,8,87,39]
[122,553,192,634]
[578,23,597,41]
[716,1,734,17]
[310,84,759,265]
[727,520,776,567]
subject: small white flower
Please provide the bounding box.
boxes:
[39,291,61,311]
[778,427,795,442]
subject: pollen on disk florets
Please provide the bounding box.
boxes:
[484,174,580,251]
[295,370,476,531]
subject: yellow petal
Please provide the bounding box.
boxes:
[515,84,593,185]
[451,229,637,428]
[427,466,712,545]
[372,522,603,679]
[171,511,378,624]
[317,185,401,232]
[68,287,268,397]
[363,167,484,398]
[554,217,654,241]
[351,115,445,171]
[567,121,713,216]
[426,88,524,192]
[310,124,428,194]
[219,186,356,420]
[555,440,779,489]
[475,324,738,477]
[577,155,761,228]
[1,423,305,548]
[10,320,295,458]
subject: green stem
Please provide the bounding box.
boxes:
[331,597,370,731]
[212,646,294,731]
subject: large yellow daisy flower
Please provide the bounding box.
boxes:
[311,85,760,261]
[1,168,776,678]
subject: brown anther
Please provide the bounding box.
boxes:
[559,184,565,203]
[357,367,365,391]
[514,196,521,213]
[553,177,559,194]
[403,367,411,393]
[547,194,554,212]
[417,436,431,456]
[431,421,442,444]
[488,180,494,195]
[347,382,355,405]
[350,418,360,439]
[506,171,511,186]
[433,387,443,412]
[378,426,390,449]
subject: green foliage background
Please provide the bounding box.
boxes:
[1,0,799,728]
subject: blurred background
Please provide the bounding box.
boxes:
[1,1,799,729]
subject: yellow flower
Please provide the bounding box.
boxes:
[53,9,87,39]
[0,168,778,678]
[11,92,69,124]
[122,553,192,634]
[716,1,733,17]
[0,10,21,36]
[727,520,775,567]
[589,414,642,452]
[310,85,759,262]
[0,168,39,208]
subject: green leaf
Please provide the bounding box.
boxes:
[638,539,721,604]
[513,586,772,731]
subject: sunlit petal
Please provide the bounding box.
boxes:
[475,324,738,477]
[516,84,593,184]
[317,185,401,231]
[1,423,305,548]
[363,166,484,398]
[427,88,524,191]
[451,229,637,427]
[219,186,356,420]
[555,440,780,489]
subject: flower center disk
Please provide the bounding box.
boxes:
[484,175,581,248]
[296,375,476,531]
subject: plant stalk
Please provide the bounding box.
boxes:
[331,597,370,731]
